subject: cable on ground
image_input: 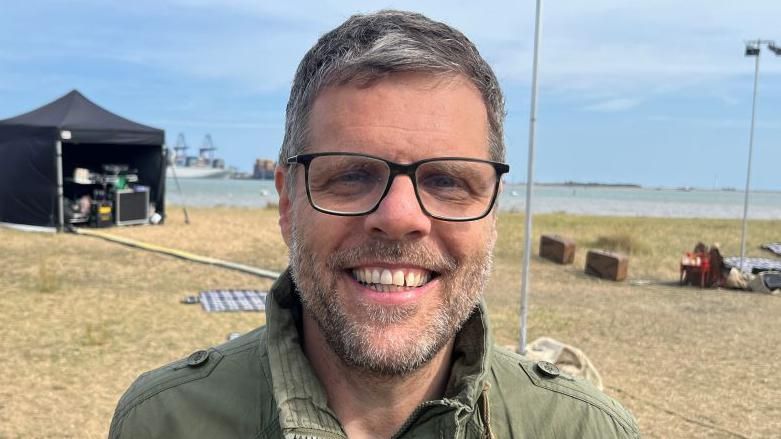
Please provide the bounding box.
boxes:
[70,227,280,280]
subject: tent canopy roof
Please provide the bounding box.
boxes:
[0,90,164,145]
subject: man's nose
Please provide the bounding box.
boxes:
[363,175,431,240]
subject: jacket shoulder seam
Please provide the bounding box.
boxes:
[493,349,639,435]
[113,350,225,424]
[128,328,267,405]
[213,326,268,356]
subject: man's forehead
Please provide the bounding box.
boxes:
[304,72,490,160]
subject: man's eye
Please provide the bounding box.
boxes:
[422,174,466,190]
[330,170,372,184]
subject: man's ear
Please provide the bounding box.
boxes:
[275,165,293,248]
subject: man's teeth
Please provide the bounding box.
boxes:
[351,267,430,288]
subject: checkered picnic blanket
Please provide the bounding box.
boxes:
[724,257,781,274]
[199,290,268,312]
[762,243,781,257]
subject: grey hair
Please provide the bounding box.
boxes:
[279,10,506,192]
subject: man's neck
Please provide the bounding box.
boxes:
[302,313,454,439]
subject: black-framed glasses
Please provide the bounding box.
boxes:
[287,152,510,222]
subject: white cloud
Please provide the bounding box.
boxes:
[646,114,781,129]
[482,0,781,95]
[4,0,781,98]
[584,98,641,112]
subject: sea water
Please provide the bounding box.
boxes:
[165,178,781,219]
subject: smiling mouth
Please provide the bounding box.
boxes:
[349,267,436,292]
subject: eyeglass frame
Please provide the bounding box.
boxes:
[286,152,510,222]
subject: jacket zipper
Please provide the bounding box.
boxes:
[284,427,347,439]
[391,399,467,439]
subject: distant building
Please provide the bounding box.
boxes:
[253,159,276,180]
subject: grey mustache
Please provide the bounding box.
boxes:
[326,240,457,274]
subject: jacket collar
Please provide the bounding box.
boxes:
[445,299,493,407]
[265,268,492,437]
[265,270,344,437]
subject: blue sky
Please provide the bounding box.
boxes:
[1,1,780,190]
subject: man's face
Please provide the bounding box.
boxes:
[279,72,497,376]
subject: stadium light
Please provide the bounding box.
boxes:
[739,39,779,272]
[518,0,543,355]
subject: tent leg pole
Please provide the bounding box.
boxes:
[169,164,190,225]
[55,140,65,232]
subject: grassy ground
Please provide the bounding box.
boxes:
[1,207,779,438]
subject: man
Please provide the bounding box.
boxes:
[110,10,639,438]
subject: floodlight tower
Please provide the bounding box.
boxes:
[739,40,780,272]
[519,0,543,355]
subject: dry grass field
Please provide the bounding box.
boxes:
[1,206,779,438]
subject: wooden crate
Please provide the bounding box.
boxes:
[539,234,576,264]
[585,250,628,281]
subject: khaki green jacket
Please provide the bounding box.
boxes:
[110,271,639,438]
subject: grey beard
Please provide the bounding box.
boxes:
[289,223,495,377]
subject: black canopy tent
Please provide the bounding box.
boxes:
[0,90,166,230]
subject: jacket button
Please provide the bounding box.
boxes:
[536,361,560,378]
[187,350,209,367]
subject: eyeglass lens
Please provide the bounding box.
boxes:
[306,155,499,219]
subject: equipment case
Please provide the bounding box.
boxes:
[114,189,149,226]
